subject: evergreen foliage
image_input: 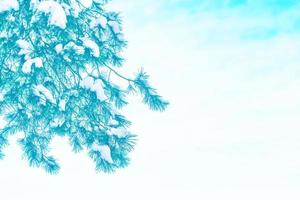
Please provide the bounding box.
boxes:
[0,0,168,174]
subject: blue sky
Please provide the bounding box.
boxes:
[1,1,300,200]
[123,0,300,41]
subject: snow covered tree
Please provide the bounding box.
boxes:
[0,0,168,174]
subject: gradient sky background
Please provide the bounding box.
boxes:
[1,0,300,199]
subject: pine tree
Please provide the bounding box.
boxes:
[0,0,168,174]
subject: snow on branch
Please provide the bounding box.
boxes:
[0,0,19,13]
[0,0,168,174]
[37,1,67,29]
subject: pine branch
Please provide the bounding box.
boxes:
[0,0,168,174]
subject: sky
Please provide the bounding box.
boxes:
[1,0,300,199]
